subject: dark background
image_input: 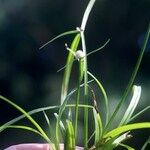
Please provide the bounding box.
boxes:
[0,0,150,149]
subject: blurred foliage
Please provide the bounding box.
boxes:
[0,0,150,149]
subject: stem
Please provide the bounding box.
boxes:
[55,121,60,150]
[81,0,96,31]
[81,30,89,148]
[74,59,83,141]
[80,0,96,147]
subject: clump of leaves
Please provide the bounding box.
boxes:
[0,0,150,150]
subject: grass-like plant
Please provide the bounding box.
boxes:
[0,0,150,149]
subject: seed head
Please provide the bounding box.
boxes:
[75,50,85,59]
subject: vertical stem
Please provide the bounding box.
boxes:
[79,0,96,147]
[81,31,89,148]
[74,60,82,141]
[55,121,60,150]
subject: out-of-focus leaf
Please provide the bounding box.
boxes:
[64,120,75,150]
[119,85,141,125]
[39,30,79,49]
[88,71,109,125]
[93,108,103,145]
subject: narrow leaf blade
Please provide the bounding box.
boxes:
[64,120,75,150]
[119,85,141,125]
[104,122,150,139]
[61,34,80,104]
[39,30,79,49]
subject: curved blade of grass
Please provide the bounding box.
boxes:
[61,34,80,104]
[81,0,96,31]
[88,71,109,125]
[104,122,150,139]
[0,95,50,143]
[54,113,66,138]
[129,105,150,123]
[64,120,75,150]
[1,125,43,138]
[2,125,56,150]
[141,136,150,150]
[39,30,79,49]
[104,23,150,132]
[43,111,51,135]
[93,108,103,145]
[119,85,141,126]
[87,39,110,57]
[43,111,57,144]
[87,131,95,145]
[119,143,135,150]
[68,108,73,122]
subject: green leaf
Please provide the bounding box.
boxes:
[64,120,75,150]
[68,108,73,122]
[129,105,150,122]
[141,136,150,150]
[88,71,109,125]
[87,39,110,57]
[119,143,135,150]
[2,125,42,136]
[104,122,150,139]
[61,34,81,104]
[93,108,103,145]
[119,85,141,126]
[43,111,56,143]
[54,113,66,138]
[39,30,79,49]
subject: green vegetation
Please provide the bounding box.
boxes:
[0,0,150,149]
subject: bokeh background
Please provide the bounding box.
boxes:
[0,0,150,149]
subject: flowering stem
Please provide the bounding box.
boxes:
[74,59,83,142]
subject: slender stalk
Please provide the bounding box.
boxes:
[81,0,96,31]
[55,121,60,150]
[74,60,83,140]
[80,30,89,148]
[80,0,96,147]
[74,87,80,141]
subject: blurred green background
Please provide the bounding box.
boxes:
[0,0,150,149]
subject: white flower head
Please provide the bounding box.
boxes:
[75,50,85,60]
[65,43,85,60]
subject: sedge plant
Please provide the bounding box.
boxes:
[0,0,150,149]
